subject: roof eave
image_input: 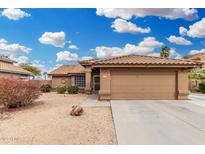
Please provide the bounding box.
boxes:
[91,64,202,68]
[0,69,32,76]
[79,62,93,66]
[48,72,85,76]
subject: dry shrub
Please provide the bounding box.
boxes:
[40,84,52,93]
[0,77,41,108]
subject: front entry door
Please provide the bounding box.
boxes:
[93,75,100,93]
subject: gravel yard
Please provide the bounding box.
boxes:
[0,92,117,145]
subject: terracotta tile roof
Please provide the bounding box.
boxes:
[187,52,205,61]
[0,56,15,64]
[80,54,202,66]
[79,58,99,65]
[0,61,32,76]
[48,64,85,75]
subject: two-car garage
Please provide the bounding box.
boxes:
[110,69,177,100]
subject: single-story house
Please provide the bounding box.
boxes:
[48,64,85,89]
[0,56,32,79]
[186,52,205,62]
[49,55,202,100]
[187,52,205,63]
[186,52,205,91]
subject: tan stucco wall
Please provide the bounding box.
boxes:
[71,76,75,86]
[99,68,111,100]
[85,66,92,94]
[177,69,189,99]
[0,72,30,79]
[98,68,190,100]
[51,76,71,88]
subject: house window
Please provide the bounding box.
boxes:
[75,75,85,88]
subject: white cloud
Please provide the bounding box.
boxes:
[189,49,205,55]
[39,32,66,47]
[147,52,160,57]
[138,37,163,47]
[0,38,31,53]
[96,8,198,20]
[9,54,49,79]
[179,26,187,36]
[31,63,45,70]
[81,56,93,60]
[170,48,177,55]
[1,8,31,20]
[94,46,123,58]
[56,51,79,62]
[16,56,29,64]
[183,18,205,38]
[32,60,40,64]
[93,37,163,58]
[169,48,182,59]
[167,35,192,45]
[0,38,7,44]
[111,18,150,34]
[9,55,29,65]
[9,55,46,73]
[68,44,79,50]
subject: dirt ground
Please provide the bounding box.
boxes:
[0,92,117,145]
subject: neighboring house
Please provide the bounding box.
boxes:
[187,52,205,63]
[48,64,85,89]
[186,52,205,91]
[0,56,32,79]
[49,55,202,100]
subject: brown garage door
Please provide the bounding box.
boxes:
[111,70,176,100]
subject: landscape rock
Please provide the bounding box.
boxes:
[70,105,84,116]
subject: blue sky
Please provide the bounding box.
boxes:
[0,8,205,74]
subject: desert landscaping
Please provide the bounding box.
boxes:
[0,92,117,145]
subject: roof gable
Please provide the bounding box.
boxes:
[48,64,85,75]
[187,52,205,61]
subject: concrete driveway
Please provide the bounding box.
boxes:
[111,99,205,144]
[188,93,205,108]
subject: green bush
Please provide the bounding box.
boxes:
[199,82,205,93]
[56,86,67,94]
[67,86,79,94]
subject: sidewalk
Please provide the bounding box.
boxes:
[81,94,98,107]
